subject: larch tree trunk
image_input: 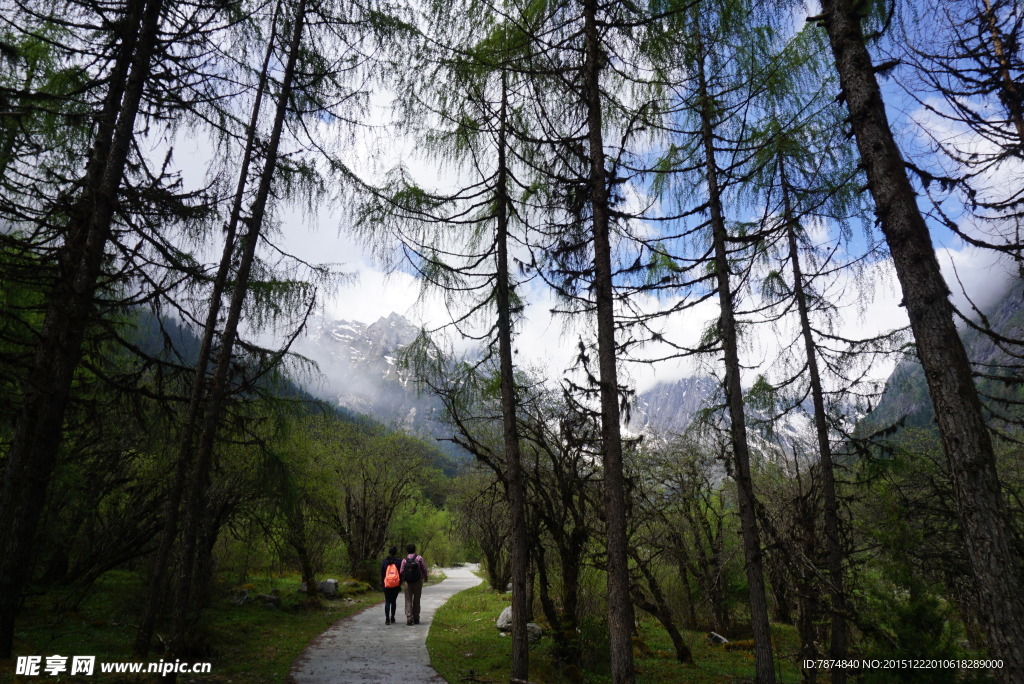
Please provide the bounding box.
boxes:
[819,1,1024,679]
[168,0,308,660]
[581,1,636,681]
[980,0,1024,145]
[287,502,318,598]
[632,554,693,664]
[133,1,283,653]
[495,69,531,684]
[697,49,776,684]
[779,160,848,683]
[0,0,164,658]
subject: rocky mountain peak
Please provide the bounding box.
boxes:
[632,375,717,432]
[364,314,420,359]
[297,312,440,435]
[297,312,742,453]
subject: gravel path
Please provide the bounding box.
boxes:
[287,564,482,683]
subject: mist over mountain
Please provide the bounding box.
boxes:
[295,310,939,468]
[295,312,730,445]
[861,277,1024,433]
[295,312,454,442]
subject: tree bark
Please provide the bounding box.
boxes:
[697,49,776,684]
[581,1,636,681]
[820,1,1024,678]
[0,0,164,657]
[133,1,283,653]
[633,556,693,664]
[495,68,531,684]
[780,160,848,682]
[168,0,308,659]
[980,0,1024,145]
[287,502,318,598]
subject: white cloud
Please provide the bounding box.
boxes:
[159,62,1018,411]
[937,245,1016,319]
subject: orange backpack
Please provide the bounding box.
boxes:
[384,562,401,589]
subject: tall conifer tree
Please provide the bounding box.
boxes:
[0,0,168,656]
[360,6,535,673]
[816,1,1024,678]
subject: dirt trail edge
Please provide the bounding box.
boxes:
[287,563,482,683]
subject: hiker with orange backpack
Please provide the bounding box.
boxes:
[380,546,403,625]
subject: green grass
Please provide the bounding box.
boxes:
[198,575,380,682]
[1,570,382,683]
[427,583,807,683]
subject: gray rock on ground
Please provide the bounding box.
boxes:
[255,594,280,609]
[496,606,513,632]
[318,579,338,597]
[496,607,542,642]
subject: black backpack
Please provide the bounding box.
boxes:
[403,556,422,583]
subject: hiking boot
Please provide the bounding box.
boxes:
[407,618,413,626]
[385,617,390,625]
[413,617,420,624]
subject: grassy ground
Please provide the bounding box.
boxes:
[427,583,807,684]
[1,570,386,683]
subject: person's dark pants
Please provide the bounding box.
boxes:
[404,579,423,623]
[383,587,400,621]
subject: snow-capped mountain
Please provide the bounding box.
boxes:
[631,375,718,433]
[632,375,824,470]
[298,313,446,435]
[301,312,722,439]
[298,312,811,455]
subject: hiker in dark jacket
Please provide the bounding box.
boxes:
[380,547,403,625]
[400,543,428,625]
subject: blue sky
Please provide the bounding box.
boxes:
[162,0,1019,398]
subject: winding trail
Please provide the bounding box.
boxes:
[287,564,482,683]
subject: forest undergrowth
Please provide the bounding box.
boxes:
[2,570,380,683]
[428,582,805,684]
